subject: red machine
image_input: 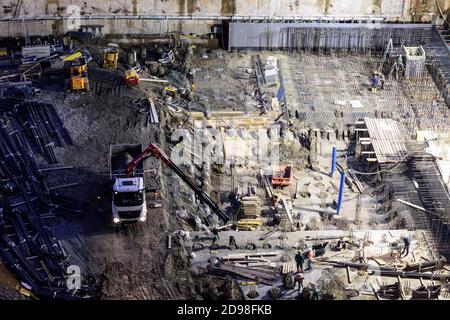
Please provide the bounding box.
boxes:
[124,69,140,86]
[126,143,170,175]
[272,165,292,187]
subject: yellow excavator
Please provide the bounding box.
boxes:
[103,43,119,70]
[64,56,89,92]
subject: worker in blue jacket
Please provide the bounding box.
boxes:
[371,71,380,93]
[401,234,412,257]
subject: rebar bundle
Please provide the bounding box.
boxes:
[0,98,97,300]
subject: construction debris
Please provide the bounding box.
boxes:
[1,12,450,303]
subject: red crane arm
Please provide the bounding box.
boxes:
[125,142,230,222]
[126,142,171,176]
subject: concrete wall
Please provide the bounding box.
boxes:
[0,19,217,37]
[0,0,449,37]
[0,0,447,19]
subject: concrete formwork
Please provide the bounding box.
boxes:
[228,22,433,50]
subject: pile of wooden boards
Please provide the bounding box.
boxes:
[281,262,297,274]
[336,161,364,193]
[210,252,281,285]
[210,263,277,285]
[221,252,280,268]
[240,196,260,218]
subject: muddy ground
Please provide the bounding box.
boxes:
[32,59,205,299]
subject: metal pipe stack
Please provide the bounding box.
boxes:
[0,98,98,300]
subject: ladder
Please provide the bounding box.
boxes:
[378,38,393,73]
[13,0,23,19]
[21,18,31,46]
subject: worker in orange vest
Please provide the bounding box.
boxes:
[306,248,316,271]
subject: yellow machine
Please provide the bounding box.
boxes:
[164,85,178,93]
[62,51,82,62]
[124,69,140,86]
[65,58,87,75]
[163,85,194,101]
[65,57,89,92]
[103,43,119,70]
[69,76,89,91]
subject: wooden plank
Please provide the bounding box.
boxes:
[281,262,296,274]
[218,264,276,281]
[221,252,281,261]
[371,257,387,266]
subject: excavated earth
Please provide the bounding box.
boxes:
[34,62,204,299]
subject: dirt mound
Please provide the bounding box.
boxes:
[317,268,349,300]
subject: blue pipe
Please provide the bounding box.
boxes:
[331,146,337,176]
[337,171,346,214]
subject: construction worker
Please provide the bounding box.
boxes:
[379,72,385,90]
[394,55,404,79]
[273,212,281,226]
[212,228,220,245]
[401,234,412,257]
[371,71,379,93]
[311,283,320,300]
[295,250,305,273]
[294,273,305,292]
[397,54,404,69]
[229,235,238,249]
[306,248,316,271]
[354,240,366,263]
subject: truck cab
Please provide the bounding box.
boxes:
[112,177,147,223]
[110,144,147,224]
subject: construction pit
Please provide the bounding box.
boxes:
[1,22,450,302]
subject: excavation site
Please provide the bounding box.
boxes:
[0,0,450,304]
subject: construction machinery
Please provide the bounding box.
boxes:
[124,68,169,87]
[0,47,8,57]
[103,43,119,70]
[65,56,89,92]
[272,165,292,187]
[112,142,229,224]
[162,85,194,101]
[110,144,148,224]
[124,68,169,86]
[62,51,82,62]
[124,68,140,86]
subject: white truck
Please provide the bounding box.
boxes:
[110,144,147,224]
